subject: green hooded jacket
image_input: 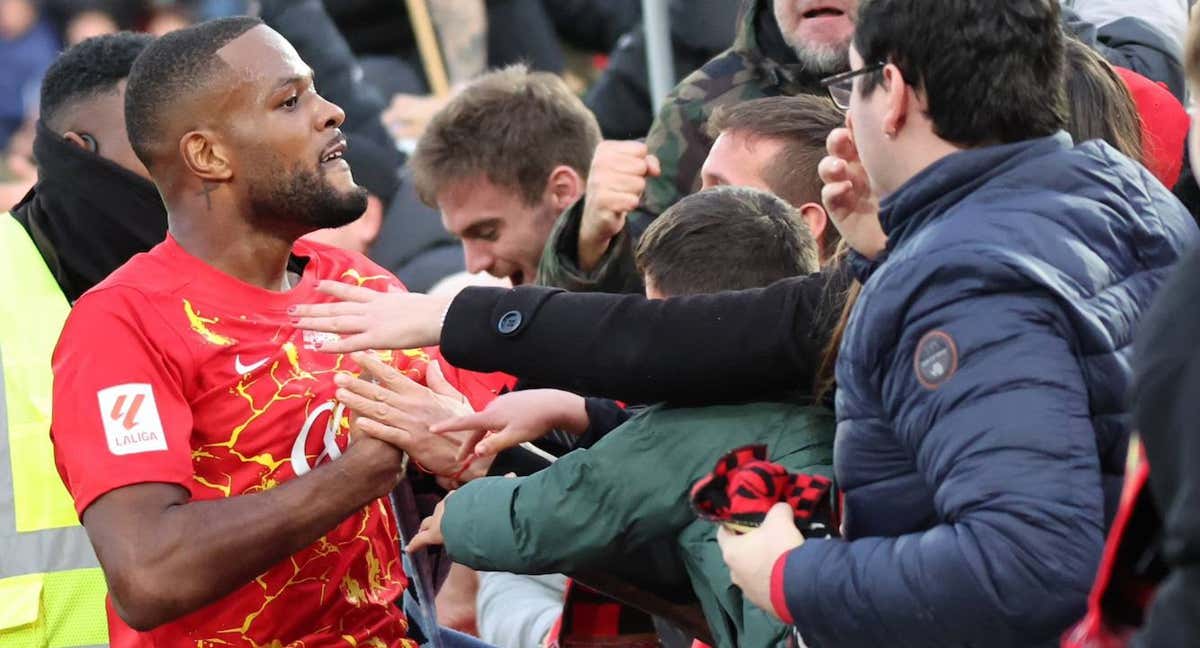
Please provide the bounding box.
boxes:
[440,402,835,648]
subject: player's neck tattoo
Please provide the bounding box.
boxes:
[198,181,218,211]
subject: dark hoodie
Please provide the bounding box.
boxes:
[11,121,167,302]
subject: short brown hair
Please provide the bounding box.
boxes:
[1064,38,1143,163]
[707,95,844,246]
[410,65,601,207]
[707,96,844,205]
[635,187,819,297]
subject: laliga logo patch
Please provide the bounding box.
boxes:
[97,383,168,455]
[914,330,958,390]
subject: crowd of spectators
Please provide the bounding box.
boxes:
[2,1,1199,647]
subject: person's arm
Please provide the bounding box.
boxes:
[290,266,845,404]
[421,403,779,594]
[547,57,726,290]
[535,141,661,294]
[81,439,404,630]
[771,264,1105,646]
[425,437,687,582]
[638,64,721,225]
[534,197,645,294]
[441,269,845,403]
[427,388,591,462]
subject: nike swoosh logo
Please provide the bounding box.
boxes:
[235,355,270,375]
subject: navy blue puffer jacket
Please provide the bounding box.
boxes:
[772,134,1196,647]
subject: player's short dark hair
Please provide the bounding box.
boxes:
[854,0,1067,146]
[40,31,154,133]
[635,187,819,297]
[124,16,263,171]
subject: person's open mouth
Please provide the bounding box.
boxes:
[319,134,348,168]
[802,6,846,19]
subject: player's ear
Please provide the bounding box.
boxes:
[180,130,233,182]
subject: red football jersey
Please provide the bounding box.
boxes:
[51,235,428,648]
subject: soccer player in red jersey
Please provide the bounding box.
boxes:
[49,17,476,647]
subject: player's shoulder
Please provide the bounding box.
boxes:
[295,239,408,293]
[86,241,193,302]
[69,244,192,332]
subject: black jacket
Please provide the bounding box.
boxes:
[440,265,850,404]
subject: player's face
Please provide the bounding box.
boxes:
[215,25,367,231]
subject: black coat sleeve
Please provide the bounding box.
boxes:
[440,267,848,404]
[576,398,633,448]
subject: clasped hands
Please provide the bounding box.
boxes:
[294,283,808,611]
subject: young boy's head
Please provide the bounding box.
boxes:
[634,187,819,299]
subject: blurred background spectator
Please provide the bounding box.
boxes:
[0,0,752,295]
[0,0,58,149]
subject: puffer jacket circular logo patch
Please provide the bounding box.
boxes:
[914,330,958,389]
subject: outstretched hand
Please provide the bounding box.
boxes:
[407,473,518,554]
[407,496,448,554]
[431,389,590,462]
[288,281,452,354]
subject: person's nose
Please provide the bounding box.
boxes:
[463,241,495,275]
[314,92,346,131]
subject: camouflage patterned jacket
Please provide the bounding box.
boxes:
[535,0,1187,294]
[537,0,826,293]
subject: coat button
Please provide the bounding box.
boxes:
[497,310,523,335]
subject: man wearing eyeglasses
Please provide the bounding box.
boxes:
[714,0,1196,646]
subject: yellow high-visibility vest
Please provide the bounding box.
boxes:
[0,213,108,647]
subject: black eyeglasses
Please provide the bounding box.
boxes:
[820,62,885,110]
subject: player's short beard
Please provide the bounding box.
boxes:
[248,161,369,232]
